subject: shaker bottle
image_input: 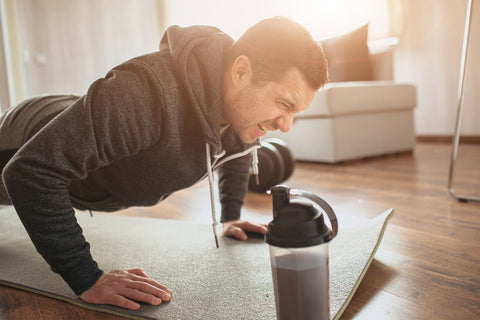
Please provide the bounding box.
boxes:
[265,185,338,320]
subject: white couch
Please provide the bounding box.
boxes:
[268,80,416,163]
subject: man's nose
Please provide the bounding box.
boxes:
[276,112,294,133]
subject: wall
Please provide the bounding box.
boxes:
[0,2,9,107]
[394,0,480,136]
[1,0,166,111]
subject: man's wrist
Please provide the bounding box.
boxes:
[220,203,242,222]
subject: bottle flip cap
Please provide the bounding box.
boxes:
[265,185,338,248]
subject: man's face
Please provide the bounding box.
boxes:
[222,58,317,144]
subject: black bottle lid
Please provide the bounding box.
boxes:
[265,185,334,248]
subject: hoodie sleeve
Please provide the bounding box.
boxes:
[217,152,252,222]
[2,59,165,295]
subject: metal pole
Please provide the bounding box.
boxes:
[447,0,480,202]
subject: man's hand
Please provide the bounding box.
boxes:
[222,220,268,240]
[79,268,172,310]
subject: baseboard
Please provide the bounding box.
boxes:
[417,135,480,144]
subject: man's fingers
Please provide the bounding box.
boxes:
[110,281,171,308]
[127,278,172,301]
[110,294,141,310]
[238,221,268,234]
[127,268,149,278]
[127,272,173,295]
[230,226,248,240]
[223,220,269,240]
[119,288,165,306]
[79,269,173,310]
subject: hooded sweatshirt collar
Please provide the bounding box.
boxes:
[159,25,234,155]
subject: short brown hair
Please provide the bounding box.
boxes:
[225,16,328,90]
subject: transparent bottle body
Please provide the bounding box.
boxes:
[269,244,330,320]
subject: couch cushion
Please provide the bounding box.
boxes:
[321,24,373,82]
[298,81,416,117]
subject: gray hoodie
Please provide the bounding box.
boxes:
[1,25,260,295]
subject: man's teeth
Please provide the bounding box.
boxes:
[258,124,266,132]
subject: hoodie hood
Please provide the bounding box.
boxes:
[159,25,234,155]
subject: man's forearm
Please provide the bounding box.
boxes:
[3,159,103,295]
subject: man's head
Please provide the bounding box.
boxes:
[222,17,328,144]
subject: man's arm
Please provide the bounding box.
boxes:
[217,150,267,239]
[217,146,252,222]
[2,60,170,307]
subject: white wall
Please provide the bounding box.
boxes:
[166,0,382,41]
[0,0,166,111]
[0,2,9,107]
[394,0,479,136]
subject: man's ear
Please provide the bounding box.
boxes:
[230,55,252,88]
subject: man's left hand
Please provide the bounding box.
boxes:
[222,220,267,240]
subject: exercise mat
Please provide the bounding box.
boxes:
[0,206,393,320]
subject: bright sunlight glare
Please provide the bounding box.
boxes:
[167,0,379,41]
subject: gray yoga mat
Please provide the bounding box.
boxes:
[0,206,393,320]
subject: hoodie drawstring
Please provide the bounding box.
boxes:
[252,147,260,185]
[205,142,260,248]
[206,143,220,248]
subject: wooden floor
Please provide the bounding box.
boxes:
[0,142,479,319]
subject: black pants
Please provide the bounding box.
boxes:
[0,104,62,175]
[0,149,18,174]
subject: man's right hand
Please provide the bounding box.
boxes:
[79,268,173,310]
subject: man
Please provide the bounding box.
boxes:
[0,17,328,309]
